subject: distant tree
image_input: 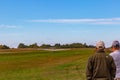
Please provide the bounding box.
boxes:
[83,43,88,48]
[2,45,10,49]
[60,43,93,48]
[61,44,70,48]
[18,43,27,48]
[0,45,2,49]
[0,45,10,49]
[54,43,61,48]
[40,44,51,48]
[70,43,83,48]
[28,43,39,48]
[88,45,95,48]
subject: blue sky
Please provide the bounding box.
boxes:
[0,0,120,48]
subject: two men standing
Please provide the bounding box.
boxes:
[86,40,120,80]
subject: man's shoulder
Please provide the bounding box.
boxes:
[109,52,114,56]
[110,51,119,56]
[88,54,95,61]
[88,53,101,59]
[106,54,113,59]
[109,51,120,59]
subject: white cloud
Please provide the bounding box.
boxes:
[93,22,120,24]
[0,24,18,29]
[27,17,120,24]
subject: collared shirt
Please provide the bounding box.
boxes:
[110,50,120,78]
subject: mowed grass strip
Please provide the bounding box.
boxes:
[0,48,94,80]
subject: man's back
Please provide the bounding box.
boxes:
[86,51,116,80]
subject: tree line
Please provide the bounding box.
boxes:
[17,43,95,49]
[0,43,95,49]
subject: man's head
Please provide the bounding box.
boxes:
[111,40,120,51]
[96,41,105,51]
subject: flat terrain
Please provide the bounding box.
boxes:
[0,48,94,80]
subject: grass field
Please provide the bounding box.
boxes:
[0,48,94,80]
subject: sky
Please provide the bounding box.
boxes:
[0,0,120,48]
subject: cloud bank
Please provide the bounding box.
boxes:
[27,18,120,24]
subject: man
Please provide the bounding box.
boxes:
[86,41,116,80]
[110,41,120,80]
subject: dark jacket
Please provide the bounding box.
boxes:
[86,50,116,80]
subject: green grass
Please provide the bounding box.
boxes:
[0,48,94,80]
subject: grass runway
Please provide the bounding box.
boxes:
[0,48,94,80]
